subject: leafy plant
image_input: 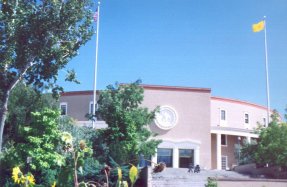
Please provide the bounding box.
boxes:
[205,177,217,187]
[241,110,287,168]
[128,165,138,187]
[1,109,64,186]
[0,0,94,152]
[58,132,93,187]
[96,80,161,165]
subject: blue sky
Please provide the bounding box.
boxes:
[58,0,287,115]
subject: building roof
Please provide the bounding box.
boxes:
[60,86,268,112]
[60,84,211,96]
[60,90,96,96]
[211,96,268,111]
[141,84,211,93]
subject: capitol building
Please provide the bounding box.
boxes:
[60,84,269,170]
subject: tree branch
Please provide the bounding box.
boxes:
[10,60,36,91]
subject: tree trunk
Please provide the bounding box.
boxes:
[0,90,11,152]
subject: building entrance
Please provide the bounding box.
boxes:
[179,149,194,168]
[157,148,173,167]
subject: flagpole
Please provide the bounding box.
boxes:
[92,1,101,128]
[263,16,271,125]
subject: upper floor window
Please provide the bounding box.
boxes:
[89,101,98,114]
[244,113,249,124]
[60,102,67,116]
[220,110,226,121]
[221,134,227,146]
[263,118,267,127]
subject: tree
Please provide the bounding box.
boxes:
[241,111,287,169]
[4,82,58,143]
[0,0,94,151]
[96,80,161,165]
[0,109,64,186]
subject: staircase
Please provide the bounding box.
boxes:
[149,168,250,187]
[151,168,207,187]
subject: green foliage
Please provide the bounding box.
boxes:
[128,165,138,187]
[241,111,287,168]
[0,0,94,93]
[205,177,217,187]
[58,116,98,145]
[1,109,64,186]
[5,82,58,144]
[58,131,94,187]
[97,80,161,165]
[0,0,94,152]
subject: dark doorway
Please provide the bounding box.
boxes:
[179,149,194,168]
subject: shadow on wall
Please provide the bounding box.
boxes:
[149,122,170,135]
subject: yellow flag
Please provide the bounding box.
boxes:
[252,21,265,32]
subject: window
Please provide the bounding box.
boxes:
[221,156,228,170]
[60,103,67,116]
[157,148,173,167]
[179,149,194,168]
[220,110,226,121]
[263,118,266,127]
[89,101,98,114]
[221,134,227,146]
[244,113,249,124]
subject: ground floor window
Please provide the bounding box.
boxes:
[157,148,173,167]
[179,149,194,168]
[221,155,228,170]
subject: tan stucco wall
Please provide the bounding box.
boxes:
[142,88,211,169]
[211,98,268,129]
[60,93,99,121]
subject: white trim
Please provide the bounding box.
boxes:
[216,133,222,170]
[262,117,267,127]
[211,129,258,138]
[152,151,157,167]
[194,147,200,166]
[244,112,249,124]
[154,105,178,130]
[76,120,107,129]
[244,112,250,129]
[157,140,200,169]
[220,108,227,126]
[173,148,179,168]
[246,136,251,144]
[157,139,201,148]
[60,102,68,116]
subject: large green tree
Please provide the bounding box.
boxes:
[4,82,58,143]
[241,111,287,168]
[96,80,161,165]
[0,0,94,151]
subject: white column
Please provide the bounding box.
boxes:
[151,151,157,167]
[246,136,251,144]
[173,148,179,168]
[216,133,222,170]
[194,147,200,166]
